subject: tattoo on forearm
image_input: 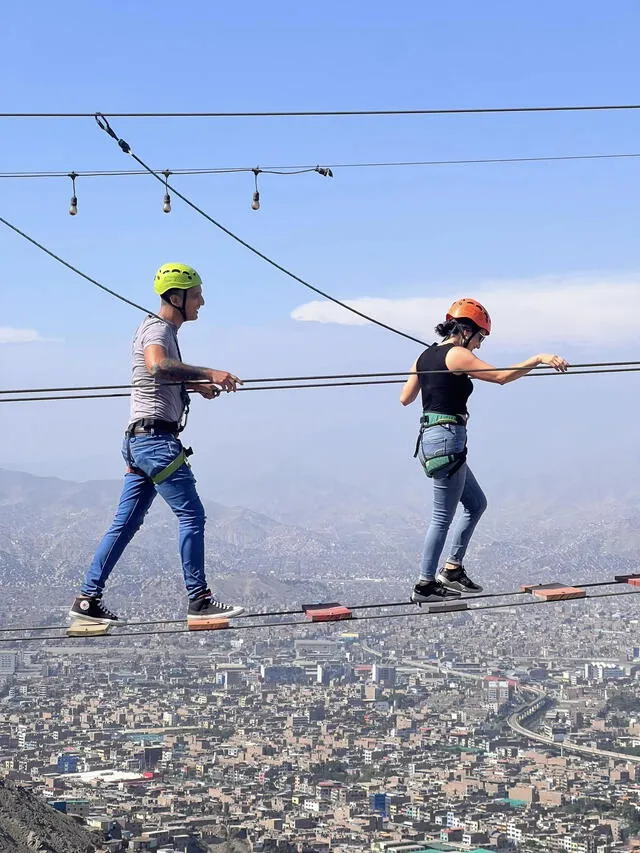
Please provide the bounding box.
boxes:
[151,358,210,382]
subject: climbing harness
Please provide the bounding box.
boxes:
[414,412,468,478]
[124,423,194,485]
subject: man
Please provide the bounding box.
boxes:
[69,263,244,624]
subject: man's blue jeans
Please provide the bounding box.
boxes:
[80,434,207,599]
[417,423,487,581]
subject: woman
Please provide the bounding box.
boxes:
[400,297,568,603]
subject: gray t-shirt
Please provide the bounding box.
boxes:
[129,316,186,425]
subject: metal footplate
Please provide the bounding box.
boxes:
[428,602,469,614]
[520,582,586,601]
[302,602,353,622]
[67,621,113,637]
[614,573,640,587]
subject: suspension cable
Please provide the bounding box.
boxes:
[95,113,427,347]
[0,578,625,634]
[3,103,640,118]
[0,215,163,322]
[0,586,636,643]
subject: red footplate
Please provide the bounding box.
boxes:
[521,582,585,601]
[302,602,353,622]
[187,618,229,632]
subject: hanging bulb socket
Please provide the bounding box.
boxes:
[251,168,261,211]
[162,170,171,213]
[68,172,78,216]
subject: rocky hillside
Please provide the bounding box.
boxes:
[0,777,99,852]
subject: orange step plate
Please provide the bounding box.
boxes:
[303,602,353,622]
[614,573,640,584]
[187,618,229,632]
[519,582,567,592]
[628,578,640,588]
[528,583,585,601]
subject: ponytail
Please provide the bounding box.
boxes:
[435,318,479,339]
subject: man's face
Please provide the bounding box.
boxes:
[184,285,205,321]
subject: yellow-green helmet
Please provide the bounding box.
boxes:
[154,263,202,295]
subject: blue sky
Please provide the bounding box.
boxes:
[2,0,640,511]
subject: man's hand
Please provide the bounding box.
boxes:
[207,369,242,392]
[189,384,221,400]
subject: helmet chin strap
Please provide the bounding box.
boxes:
[163,291,189,320]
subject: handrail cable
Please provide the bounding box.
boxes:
[1,365,640,404]
[1,361,640,397]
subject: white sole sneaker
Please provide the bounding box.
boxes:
[187,605,245,620]
[68,611,122,625]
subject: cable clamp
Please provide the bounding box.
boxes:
[94,113,131,154]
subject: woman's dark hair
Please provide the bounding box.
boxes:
[435,317,481,339]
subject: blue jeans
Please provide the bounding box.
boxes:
[417,424,487,581]
[80,434,207,599]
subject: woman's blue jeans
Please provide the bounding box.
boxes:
[80,434,207,599]
[417,423,487,581]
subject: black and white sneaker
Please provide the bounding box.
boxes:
[69,596,120,624]
[435,565,483,593]
[411,579,462,604]
[187,590,244,620]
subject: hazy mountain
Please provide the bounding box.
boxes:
[0,467,421,619]
[0,466,638,624]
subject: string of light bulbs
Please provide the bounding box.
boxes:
[68,165,332,215]
[1,151,638,215]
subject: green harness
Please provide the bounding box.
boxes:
[414,412,467,478]
[151,449,189,485]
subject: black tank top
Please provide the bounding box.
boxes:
[417,343,473,415]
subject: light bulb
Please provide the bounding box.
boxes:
[163,193,171,213]
[69,196,78,216]
[251,191,260,211]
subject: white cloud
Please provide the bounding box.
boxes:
[290,275,640,346]
[0,327,54,344]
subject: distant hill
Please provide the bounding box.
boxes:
[0,466,638,624]
[0,467,420,620]
[0,777,99,852]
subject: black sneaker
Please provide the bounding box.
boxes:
[411,579,462,604]
[187,590,244,620]
[69,596,120,624]
[435,566,483,593]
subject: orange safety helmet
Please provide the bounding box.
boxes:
[446,298,491,335]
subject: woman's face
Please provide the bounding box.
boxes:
[470,329,488,351]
